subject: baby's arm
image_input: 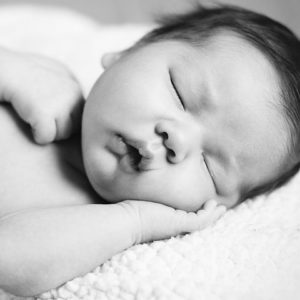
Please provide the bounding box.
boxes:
[0,46,84,144]
[0,204,135,296]
[0,200,225,297]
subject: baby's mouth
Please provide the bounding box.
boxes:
[107,134,160,172]
[125,138,156,171]
[126,144,143,170]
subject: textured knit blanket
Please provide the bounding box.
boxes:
[0,5,299,300]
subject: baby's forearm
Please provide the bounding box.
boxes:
[0,204,136,297]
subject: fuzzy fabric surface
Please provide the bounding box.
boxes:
[0,5,300,300]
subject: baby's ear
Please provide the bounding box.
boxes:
[101,52,122,69]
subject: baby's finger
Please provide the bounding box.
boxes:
[212,205,227,220]
[203,199,218,211]
[31,117,56,144]
[55,115,73,141]
[194,203,226,228]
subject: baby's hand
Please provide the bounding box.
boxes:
[0,48,84,144]
[119,199,226,244]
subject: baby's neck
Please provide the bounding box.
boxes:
[57,132,86,175]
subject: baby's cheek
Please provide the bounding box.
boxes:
[81,144,104,193]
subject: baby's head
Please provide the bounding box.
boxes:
[82,5,300,211]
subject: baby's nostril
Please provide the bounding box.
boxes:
[168,149,176,159]
[159,131,168,140]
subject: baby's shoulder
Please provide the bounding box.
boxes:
[0,105,101,218]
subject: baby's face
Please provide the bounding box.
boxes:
[82,33,290,211]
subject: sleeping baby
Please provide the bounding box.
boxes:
[0,4,300,297]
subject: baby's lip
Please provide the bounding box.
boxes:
[125,137,163,171]
[108,134,164,172]
[125,138,161,159]
[106,135,128,156]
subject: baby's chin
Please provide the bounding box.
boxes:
[81,159,127,203]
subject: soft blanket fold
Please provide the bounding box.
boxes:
[0,5,299,300]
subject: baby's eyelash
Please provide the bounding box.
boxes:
[169,70,185,110]
[203,154,217,191]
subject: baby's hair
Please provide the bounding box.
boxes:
[129,4,300,201]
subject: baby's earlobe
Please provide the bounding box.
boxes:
[101,52,122,69]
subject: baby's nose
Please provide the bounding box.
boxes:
[155,120,191,164]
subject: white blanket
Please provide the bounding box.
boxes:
[0,5,299,300]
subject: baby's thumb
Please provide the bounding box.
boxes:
[31,117,56,144]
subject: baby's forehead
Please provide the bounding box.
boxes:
[173,30,275,72]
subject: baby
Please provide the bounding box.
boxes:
[1,4,300,297]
